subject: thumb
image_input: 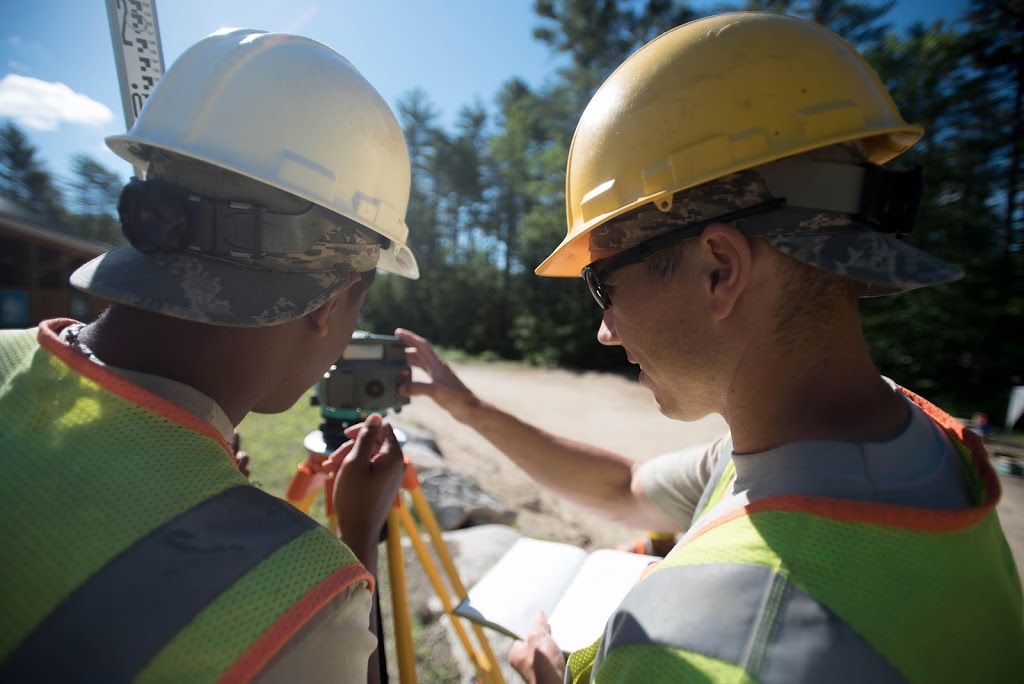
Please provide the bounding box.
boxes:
[346,413,383,465]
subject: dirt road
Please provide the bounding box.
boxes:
[398,361,1024,580]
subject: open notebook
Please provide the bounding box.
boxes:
[452,537,660,653]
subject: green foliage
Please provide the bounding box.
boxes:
[235,390,325,507]
[0,121,64,219]
[1,120,125,245]
[856,0,1024,425]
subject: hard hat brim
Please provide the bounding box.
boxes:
[70,244,358,327]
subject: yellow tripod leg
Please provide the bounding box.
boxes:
[288,490,318,514]
[387,505,417,684]
[397,502,504,684]
[407,487,506,684]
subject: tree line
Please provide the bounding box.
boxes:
[0,122,124,246]
[2,0,1021,425]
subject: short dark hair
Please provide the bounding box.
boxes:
[643,240,695,282]
[773,250,856,343]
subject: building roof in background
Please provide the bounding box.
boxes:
[0,197,112,257]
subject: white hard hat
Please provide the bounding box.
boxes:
[106,28,418,279]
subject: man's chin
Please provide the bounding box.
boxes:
[640,373,671,414]
[250,405,289,416]
[251,393,303,415]
[646,384,707,423]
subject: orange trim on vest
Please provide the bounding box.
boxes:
[899,385,1001,506]
[685,386,1000,544]
[690,492,997,546]
[638,560,661,584]
[37,319,232,459]
[218,564,374,684]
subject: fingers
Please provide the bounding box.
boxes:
[402,347,430,371]
[348,414,384,465]
[235,453,251,479]
[324,414,382,469]
[373,423,404,471]
[398,380,437,398]
[370,424,406,498]
[327,416,404,464]
[396,328,443,371]
[508,613,566,684]
[322,437,355,472]
[531,611,552,634]
[394,327,425,347]
[343,422,366,439]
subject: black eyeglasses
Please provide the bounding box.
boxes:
[580,199,786,310]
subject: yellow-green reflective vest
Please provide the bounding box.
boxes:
[0,322,371,682]
[568,387,1024,683]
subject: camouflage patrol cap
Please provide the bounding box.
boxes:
[589,154,963,297]
[70,156,383,327]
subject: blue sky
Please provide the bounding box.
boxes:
[1,0,968,189]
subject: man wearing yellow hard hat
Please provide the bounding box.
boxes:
[399,11,1023,682]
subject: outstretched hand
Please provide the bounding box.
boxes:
[324,413,406,566]
[394,328,478,422]
[508,612,566,684]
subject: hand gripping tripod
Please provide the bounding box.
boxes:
[286,424,506,684]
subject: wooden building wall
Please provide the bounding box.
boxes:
[0,224,110,328]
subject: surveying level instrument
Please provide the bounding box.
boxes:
[291,332,412,534]
[311,330,412,452]
[288,333,506,684]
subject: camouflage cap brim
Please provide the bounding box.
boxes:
[589,165,963,296]
[70,246,359,327]
[589,168,777,252]
[741,207,963,296]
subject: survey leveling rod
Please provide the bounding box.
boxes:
[104,0,165,177]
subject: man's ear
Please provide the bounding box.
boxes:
[699,223,752,320]
[308,272,362,338]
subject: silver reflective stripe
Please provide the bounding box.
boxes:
[0,485,320,682]
[687,437,733,530]
[593,562,905,683]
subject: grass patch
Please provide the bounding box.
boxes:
[989,431,1024,448]
[235,390,332,524]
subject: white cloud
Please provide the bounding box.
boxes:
[8,36,22,47]
[7,60,31,73]
[0,74,113,131]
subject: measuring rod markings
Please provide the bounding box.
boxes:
[105,0,165,131]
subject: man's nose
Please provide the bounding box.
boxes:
[597,310,619,346]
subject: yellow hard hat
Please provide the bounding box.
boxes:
[536,12,923,277]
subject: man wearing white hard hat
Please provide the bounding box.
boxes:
[0,29,417,683]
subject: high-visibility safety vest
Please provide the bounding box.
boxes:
[568,388,1024,683]
[0,321,372,682]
